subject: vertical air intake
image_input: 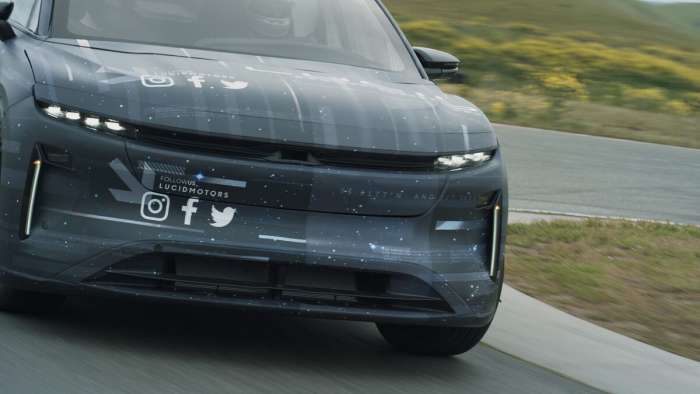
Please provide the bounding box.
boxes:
[23,159,43,237]
[489,204,501,278]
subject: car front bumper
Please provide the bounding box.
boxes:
[0,97,507,327]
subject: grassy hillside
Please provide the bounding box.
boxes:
[387,0,700,49]
[650,3,700,38]
[384,0,700,148]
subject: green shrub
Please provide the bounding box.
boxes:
[400,19,700,117]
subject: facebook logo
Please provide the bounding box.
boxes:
[181,198,199,226]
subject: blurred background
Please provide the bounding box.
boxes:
[386,0,700,362]
[385,0,700,148]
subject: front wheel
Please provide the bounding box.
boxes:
[0,284,66,314]
[377,323,491,356]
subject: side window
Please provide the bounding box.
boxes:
[9,0,36,27]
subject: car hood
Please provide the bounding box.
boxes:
[28,40,496,155]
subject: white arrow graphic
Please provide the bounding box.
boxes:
[109,159,155,204]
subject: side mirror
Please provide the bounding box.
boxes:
[0,1,15,41]
[0,1,13,21]
[414,47,460,80]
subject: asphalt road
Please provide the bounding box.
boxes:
[3,125,696,394]
[0,298,598,394]
[496,124,700,225]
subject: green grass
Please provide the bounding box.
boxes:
[387,0,700,49]
[384,0,700,148]
[506,220,700,361]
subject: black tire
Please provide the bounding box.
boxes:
[0,284,66,314]
[377,323,491,356]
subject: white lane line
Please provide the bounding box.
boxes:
[258,235,307,244]
[510,208,699,227]
[44,208,204,233]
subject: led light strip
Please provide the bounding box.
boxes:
[489,204,501,278]
[24,160,43,237]
[435,151,493,170]
[41,103,128,134]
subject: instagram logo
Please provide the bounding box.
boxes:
[140,192,171,222]
[140,75,175,88]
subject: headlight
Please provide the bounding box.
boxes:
[38,101,135,137]
[435,151,494,170]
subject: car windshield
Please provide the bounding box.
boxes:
[50,0,419,76]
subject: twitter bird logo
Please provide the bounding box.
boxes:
[210,206,237,228]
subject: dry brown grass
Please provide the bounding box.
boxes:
[506,219,700,361]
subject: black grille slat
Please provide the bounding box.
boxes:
[134,126,438,170]
[104,269,444,303]
[86,254,453,314]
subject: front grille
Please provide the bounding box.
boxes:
[133,125,439,171]
[86,254,453,314]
